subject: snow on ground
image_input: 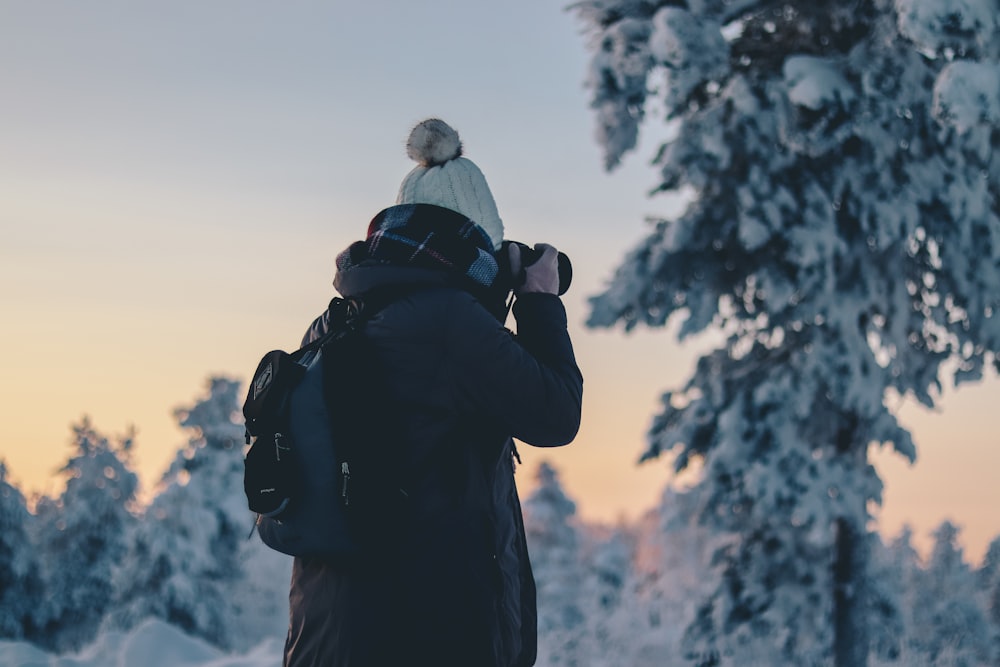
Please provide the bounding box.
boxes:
[0,620,282,667]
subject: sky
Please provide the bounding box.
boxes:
[1,0,998,564]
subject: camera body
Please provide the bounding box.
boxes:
[497,241,573,296]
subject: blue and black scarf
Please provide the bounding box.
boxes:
[336,204,500,289]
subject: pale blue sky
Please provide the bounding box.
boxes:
[1,0,997,562]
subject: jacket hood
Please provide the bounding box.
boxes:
[333,263,452,299]
[334,261,512,324]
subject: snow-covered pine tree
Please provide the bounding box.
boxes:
[109,377,286,649]
[0,462,45,641]
[571,1,1000,664]
[32,418,139,652]
[524,462,585,666]
[574,526,636,667]
[979,536,1000,658]
[625,486,725,663]
[908,521,994,665]
[868,528,918,662]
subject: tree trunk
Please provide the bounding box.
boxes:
[833,420,869,667]
[833,517,868,666]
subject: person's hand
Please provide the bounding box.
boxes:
[508,243,560,295]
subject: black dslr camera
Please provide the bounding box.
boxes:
[497,241,573,296]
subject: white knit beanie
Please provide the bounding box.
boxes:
[396,119,504,250]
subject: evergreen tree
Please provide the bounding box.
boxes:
[908,521,994,666]
[109,377,270,649]
[571,1,999,663]
[33,418,139,652]
[868,527,918,662]
[979,536,1000,659]
[524,462,585,665]
[630,486,741,664]
[576,527,635,667]
[0,462,45,641]
[582,528,630,623]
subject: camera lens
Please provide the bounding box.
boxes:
[499,241,572,296]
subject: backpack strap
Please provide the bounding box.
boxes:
[334,284,431,334]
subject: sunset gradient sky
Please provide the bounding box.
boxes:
[2,0,997,563]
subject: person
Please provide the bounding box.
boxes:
[283,118,583,667]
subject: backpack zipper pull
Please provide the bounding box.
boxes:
[341,462,350,506]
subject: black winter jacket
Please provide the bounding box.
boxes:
[283,263,583,667]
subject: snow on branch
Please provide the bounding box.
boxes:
[933,60,1000,133]
[782,56,856,110]
[895,0,998,56]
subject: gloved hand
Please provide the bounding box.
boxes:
[508,243,560,295]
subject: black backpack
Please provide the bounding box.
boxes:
[242,291,406,559]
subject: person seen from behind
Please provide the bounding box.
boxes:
[283,118,584,667]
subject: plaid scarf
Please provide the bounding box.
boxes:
[336,204,500,288]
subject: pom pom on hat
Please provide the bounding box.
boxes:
[396,119,504,250]
[406,119,463,167]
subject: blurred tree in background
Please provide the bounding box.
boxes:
[32,419,138,652]
[571,0,1000,663]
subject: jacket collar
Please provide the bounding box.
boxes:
[334,262,511,322]
[333,264,451,299]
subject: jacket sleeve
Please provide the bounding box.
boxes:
[447,292,583,447]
